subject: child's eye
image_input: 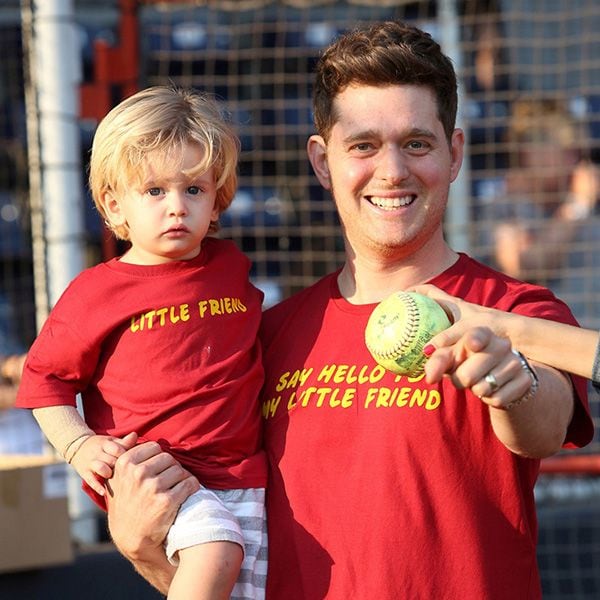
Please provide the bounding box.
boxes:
[147,187,162,196]
[187,186,200,195]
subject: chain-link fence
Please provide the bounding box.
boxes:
[1,0,599,597]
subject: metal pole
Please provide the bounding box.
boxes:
[21,0,97,545]
[438,0,472,253]
[21,0,48,328]
[30,0,86,306]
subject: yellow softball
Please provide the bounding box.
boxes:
[365,291,451,376]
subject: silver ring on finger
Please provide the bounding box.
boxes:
[484,372,500,393]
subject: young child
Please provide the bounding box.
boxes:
[16,86,267,600]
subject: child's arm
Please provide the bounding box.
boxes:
[33,405,128,497]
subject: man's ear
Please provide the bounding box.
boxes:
[102,191,126,227]
[449,128,465,184]
[307,135,332,191]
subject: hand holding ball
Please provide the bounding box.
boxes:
[365,291,451,376]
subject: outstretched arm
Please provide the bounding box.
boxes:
[415,284,600,382]
[105,435,200,595]
[423,325,573,458]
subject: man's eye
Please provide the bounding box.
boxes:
[408,140,427,150]
[352,143,373,152]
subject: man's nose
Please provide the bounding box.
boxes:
[378,146,410,183]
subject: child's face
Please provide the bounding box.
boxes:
[108,142,219,265]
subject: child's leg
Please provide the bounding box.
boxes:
[167,540,243,600]
[214,488,267,600]
[164,487,245,599]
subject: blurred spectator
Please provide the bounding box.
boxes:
[486,98,600,324]
[1,353,25,385]
[464,16,514,172]
[0,352,44,454]
[462,9,522,212]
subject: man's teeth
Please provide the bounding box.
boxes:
[370,196,414,209]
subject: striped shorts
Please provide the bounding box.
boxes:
[165,486,267,600]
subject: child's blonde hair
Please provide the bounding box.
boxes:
[89,86,240,240]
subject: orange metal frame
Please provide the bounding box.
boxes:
[540,454,600,474]
[79,0,139,122]
[79,0,139,259]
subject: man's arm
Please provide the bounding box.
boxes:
[424,327,574,458]
[487,357,573,458]
[105,434,200,594]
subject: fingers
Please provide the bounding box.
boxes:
[460,342,521,399]
[424,327,494,384]
[447,334,513,397]
[84,436,130,482]
[162,470,201,507]
[111,440,200,499]
[117,431,139,450]
[85,475,108,497]
[424,327,536,410]
[101,436,131,460]
[445,330,510,391]
[105,442,200,554]
[69,434,122,496]
[423,345,457,384]
[113,439,165,470]
[78,463,111,497]
[473,351,538,411]
[90,459,114,480]
[426,321,484,356]
[412,283,454,303]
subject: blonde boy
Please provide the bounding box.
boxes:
[17,86,267,600]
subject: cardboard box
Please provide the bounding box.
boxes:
[0,455,74,573]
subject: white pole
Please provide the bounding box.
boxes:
[32,0,86,305]
[438,0,471,253]
[23,0,97,545]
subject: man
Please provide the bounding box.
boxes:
[106,22,593,599]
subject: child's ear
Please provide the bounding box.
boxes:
[103,191,126,227]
